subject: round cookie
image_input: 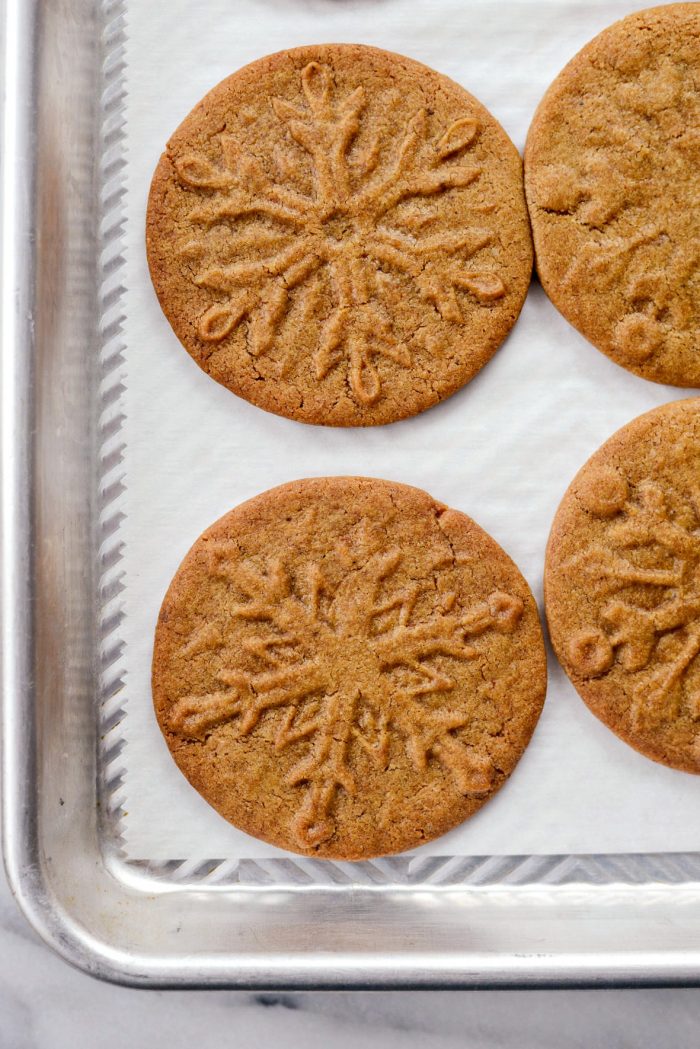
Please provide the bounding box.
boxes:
[525,5,700,387]
[153,477,547,859]
[545,398,700,773]
[147,44,532,426]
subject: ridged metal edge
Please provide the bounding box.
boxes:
[123,852,700,888]
[97,0,129,858]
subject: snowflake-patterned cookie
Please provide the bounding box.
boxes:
[525,5,700,387]
[153,477,546,858]
[147,45,532,425]
[546,397,700,772]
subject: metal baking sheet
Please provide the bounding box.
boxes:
[3,0,700,988]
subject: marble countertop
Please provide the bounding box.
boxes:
[1,864,698,1047]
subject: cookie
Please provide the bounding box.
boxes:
[525,4,700,387]
[545,398,700,772]
[152,477,546,859]
[147,44,532,426]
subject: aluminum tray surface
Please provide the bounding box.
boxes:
[2,0,700,988]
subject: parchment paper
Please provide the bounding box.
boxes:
[118,0,699,860]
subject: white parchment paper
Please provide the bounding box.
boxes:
[118,0,699,860]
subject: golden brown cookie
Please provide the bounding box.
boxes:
[525,5,700,386]
[545,398,700,773]
[152,477,547,858]
[147,44,532,426]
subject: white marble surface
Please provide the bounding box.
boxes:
[0,864,699,1047]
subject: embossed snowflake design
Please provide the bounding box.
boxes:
[168,534,523,849]
[565,476,700,732]
[173,61,505,405]
[533,56,699,365]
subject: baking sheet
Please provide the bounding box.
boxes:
[117,0,699,861]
